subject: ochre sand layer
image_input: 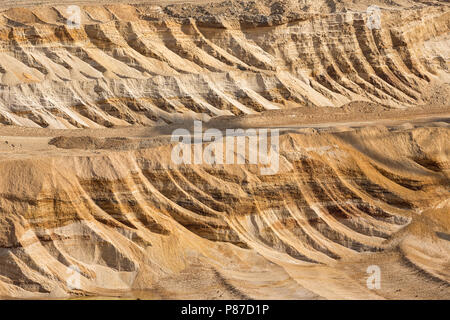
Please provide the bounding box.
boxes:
[0,0,448,128]
[0,0,448,299]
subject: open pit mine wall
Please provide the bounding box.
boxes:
[0,126,448,297]
[0,3,448,128]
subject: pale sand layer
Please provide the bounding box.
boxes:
[0,0,448,300]
[0,107,448,299]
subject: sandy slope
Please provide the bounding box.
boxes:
[0,0,448,128]
[0,108,449,299]
[0,0,448,300]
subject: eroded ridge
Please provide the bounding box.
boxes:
[0,123,448,299]
[0,0,448,128]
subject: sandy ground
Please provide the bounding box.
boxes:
[0,103,448,156]
[0,0,448,300]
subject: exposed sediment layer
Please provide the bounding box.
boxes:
[0,0,448,128]
[0,114,449,299]
[0,0,448,300]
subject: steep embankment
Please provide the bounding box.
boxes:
[0,0,448,128]
[0,118,449,299]
[0,0,448,299]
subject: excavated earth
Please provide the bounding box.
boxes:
[0,0,449,299]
